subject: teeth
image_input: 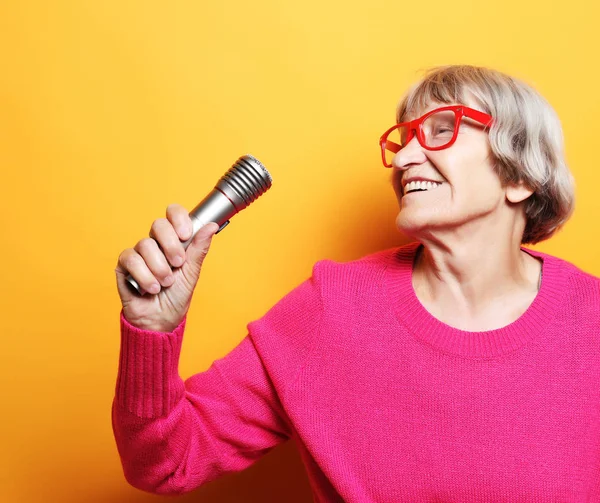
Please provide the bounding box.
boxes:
[404,180,442,193]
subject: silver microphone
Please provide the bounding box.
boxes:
[126,154,273,295]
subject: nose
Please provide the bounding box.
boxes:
[391,134,427,171]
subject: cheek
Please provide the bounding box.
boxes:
[427,148,462,180]
[438,143,496,187]
[391,170,404,197]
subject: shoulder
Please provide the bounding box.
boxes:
[561,258,600,305]
[526,247,600,308]
[310,244,409,286]
[539,249,598,284]
[248,244,410,329]
[246,246,409,388]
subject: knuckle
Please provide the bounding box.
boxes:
[151,218,168,233]
[166,203,181,215]
[167,203,185,215]
[137,237,156,251]
[117,249,129,265]
[167,205,186,227]
[122,252,141,270]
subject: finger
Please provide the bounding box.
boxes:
[118,247,163,294]
[166,203,193,241]
[149,218,187,269]
[186,222,220,265]
[134,237,175,288]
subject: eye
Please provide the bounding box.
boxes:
[434,126,454,135]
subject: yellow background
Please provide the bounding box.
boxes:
[2,0,599,501]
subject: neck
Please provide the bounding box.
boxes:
[412,241,542,318]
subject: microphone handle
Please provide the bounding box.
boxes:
[180,188,237,248]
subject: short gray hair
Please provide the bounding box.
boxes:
[395,64,575,245]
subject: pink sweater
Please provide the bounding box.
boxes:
[112,241,600,502]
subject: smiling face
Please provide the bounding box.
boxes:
[391,97,511,240]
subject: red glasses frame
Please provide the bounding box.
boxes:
[379,105,494,167]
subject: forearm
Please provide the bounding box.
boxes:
[111,310,292,494]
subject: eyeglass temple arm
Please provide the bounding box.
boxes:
[463,108,494,127]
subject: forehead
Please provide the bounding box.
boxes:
[402,90,483,122]
[406,102,456,121]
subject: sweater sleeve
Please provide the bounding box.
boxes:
[111,264,324,496]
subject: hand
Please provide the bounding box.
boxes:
[115,203,220,333]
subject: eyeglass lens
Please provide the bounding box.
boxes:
[384,110,458,166]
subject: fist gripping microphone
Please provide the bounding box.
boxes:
[126,154,273,295]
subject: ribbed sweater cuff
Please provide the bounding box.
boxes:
[114,310,187,418]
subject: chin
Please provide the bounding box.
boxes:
[395,212,427,236]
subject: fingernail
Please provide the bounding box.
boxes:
[149,283,161,294]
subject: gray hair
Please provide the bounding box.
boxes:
[394,64,575,245]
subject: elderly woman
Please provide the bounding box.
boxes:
[113,65,599,502]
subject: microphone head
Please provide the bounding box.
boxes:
[217,154,273,210]
[242,154,272,184]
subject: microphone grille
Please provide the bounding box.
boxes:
[217,154,273,209]
[242,154,272,184]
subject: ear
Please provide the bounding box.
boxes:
[505,180,535,204]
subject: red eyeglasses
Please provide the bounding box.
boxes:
[379,105,494,167]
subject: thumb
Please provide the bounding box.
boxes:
[185,222,220,269]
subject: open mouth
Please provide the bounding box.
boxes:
[402,181,443,196]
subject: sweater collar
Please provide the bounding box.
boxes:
[384,241,569,358]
